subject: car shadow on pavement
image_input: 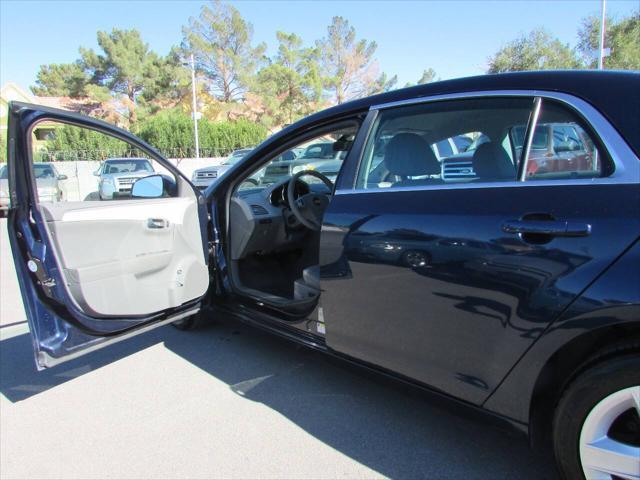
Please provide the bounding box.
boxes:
[0,317,558,479]
[0,326,169,403]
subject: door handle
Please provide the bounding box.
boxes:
[502,220,591,237]
[147,218,169,229]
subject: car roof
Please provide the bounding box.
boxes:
[265,71,640,157]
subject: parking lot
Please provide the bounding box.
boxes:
[0,218,557,479]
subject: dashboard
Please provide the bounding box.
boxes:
[228,178,330,261]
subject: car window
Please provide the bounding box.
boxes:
[0,166,6,179]
[235,126,357,192]
[29,121,176,203]
[523,101,610,181]
[511,125,549,151]
[356,97,535,189]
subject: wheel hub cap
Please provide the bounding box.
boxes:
[580,386,640,480]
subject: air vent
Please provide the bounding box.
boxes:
[251,205,268,215]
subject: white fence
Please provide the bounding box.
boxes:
[53,157,225,202]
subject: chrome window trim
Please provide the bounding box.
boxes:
[519,96,542,181]
[336,89,638,194]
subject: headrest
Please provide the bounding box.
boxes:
[472,142,516,181]
[383,133,440,177]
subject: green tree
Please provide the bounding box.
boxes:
[487,28,583,73]
[254,32,323,126]
[577,12,640,70]
[367,72,398,96]
[31,63,89,97]
[316,16,383,104]
[31,29,188,125]
[80,28,182,122]
[0,131,7,163]
[417,68,437,85]
[181,0,266,102]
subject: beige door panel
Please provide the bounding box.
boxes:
[40,198,209,317]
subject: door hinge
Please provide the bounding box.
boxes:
[27,256,57,299]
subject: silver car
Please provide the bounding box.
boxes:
[191,148,253,190]
[94,158,155,200]
[0,163,67,215]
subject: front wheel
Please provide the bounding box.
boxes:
[553,355,640,480]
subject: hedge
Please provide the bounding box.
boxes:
[135,111,268,157]
[39,111,269,161]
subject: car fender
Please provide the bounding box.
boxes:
[483,236,640,430]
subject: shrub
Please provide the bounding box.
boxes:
[135,110,268,157]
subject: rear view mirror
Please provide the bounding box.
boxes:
[132,175,163,198]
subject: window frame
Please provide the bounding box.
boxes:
[341,90,636,194]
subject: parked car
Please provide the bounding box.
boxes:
[512,123,597,178]
[5,71,640,480]
[260,140,350,185]
[191,148,254,190]
[0,165,9,215]
[1,162,66,215]
[94,157,155,200]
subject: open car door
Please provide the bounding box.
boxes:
[6,102,211,369]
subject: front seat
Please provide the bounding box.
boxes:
[383,133,442,187]
[472,142,516,182]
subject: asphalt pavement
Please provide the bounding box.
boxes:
[0,218,557,479]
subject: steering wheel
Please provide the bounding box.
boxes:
[287,170,334,231]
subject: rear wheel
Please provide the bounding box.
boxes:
[553,355,640,480]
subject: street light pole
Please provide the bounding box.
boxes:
[190,54,200,159]
[598,0,607,70]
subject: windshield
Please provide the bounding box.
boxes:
[223,149,252,165]
[300,143,335,159]
[34,164,56,178]
[235,128,356,192]
[103,159,153,174]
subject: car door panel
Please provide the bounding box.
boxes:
[40,198,208,316]
[320,183,640,404]
[7,102,211,368]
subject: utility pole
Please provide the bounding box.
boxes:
[190,54,200,159]
[598,0,607,70]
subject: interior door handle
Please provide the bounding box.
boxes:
[502,220,591,237]
[147,218,169,229]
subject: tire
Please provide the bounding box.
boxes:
[171,310,210,331]
[553,354,640,480]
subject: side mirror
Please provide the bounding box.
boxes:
[131,175,164,198]
[58,174,68,181]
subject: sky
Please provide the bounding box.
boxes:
[1,0,638,93]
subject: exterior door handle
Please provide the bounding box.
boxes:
[502,220,591,237]
[147,218,169,229]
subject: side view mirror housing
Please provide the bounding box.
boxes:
[131,174,176,199]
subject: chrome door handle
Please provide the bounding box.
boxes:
[502,220,591,237]
[147,218,169,229]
